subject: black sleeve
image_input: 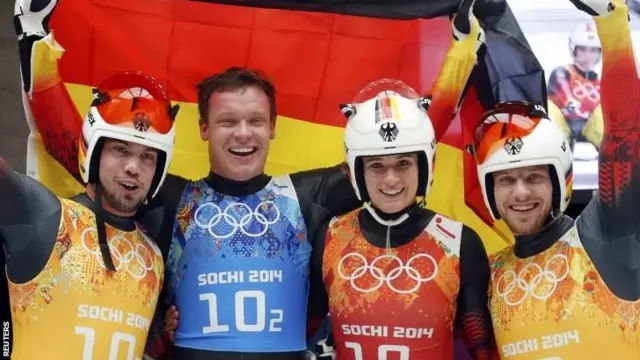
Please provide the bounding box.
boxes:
[0,162,61,283]
[290,163,361,217]
[455,225,498,360]
[0,161,62,355]
[136,173,188,260]
[137,174,188,360]
[307,220,330,340]
[140,174,189,360]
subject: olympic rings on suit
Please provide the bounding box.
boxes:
[194,201,281,239]
[337,252,438,295]
[494,254,570,306]
[572,82,600,103]
[80,227,154,279]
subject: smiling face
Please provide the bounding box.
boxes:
[97,139,159,216]
[199,86,275,181]
[362,153,419,214]
[492,165,554,236]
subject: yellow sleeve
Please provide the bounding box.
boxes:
[428,15,482,139]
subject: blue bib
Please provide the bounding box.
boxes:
[167,176,312,352]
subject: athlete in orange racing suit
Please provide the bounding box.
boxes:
[547,21,603,150]
[472,1,640,358]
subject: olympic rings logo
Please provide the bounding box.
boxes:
[337,252,438,295]
[194,201,281,239]
[494,254,569,306]
[80,228,154,279]
[572,82,600,103]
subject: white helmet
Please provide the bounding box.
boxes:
[78,71,179,199]
[342,79,436,225]
[569,21,601,56]
[473,101,573,221]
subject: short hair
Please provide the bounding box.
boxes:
[197,66,277,123]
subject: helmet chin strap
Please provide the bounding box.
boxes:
[363,202,410,226]
[363,202,410,257]
[95,183,117,272]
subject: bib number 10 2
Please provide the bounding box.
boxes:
[200,290,283,333]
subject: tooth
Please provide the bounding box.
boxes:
[231,147,255,153]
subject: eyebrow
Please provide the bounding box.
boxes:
[365,154,413,162]
[106,140,128,147]
[215,110,268,118]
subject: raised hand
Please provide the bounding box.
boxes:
[568,0,616,16]
[14,0,62,94]
[452,0,486,52]
[14,0,58,40]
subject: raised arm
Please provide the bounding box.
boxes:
[429,0,485,140]
[0,157,61,281]
[571,0,640,236]
[456,226,499,360]
[15,0,84,184]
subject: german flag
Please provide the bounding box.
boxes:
[19,0,546,253]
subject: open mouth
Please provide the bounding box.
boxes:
[229,147,258,157]
[379,188,404,197]
[508,203,538,212]
[118,181,140,192]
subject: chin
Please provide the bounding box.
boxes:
[507,220,542,236]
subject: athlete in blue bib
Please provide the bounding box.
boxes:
[141,67,361,360]
[170,175,313,352]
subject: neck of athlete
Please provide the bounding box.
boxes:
[204,171,271,197]
[359,202,432,250]
[512,214,575,258]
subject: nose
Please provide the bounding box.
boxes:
[382,168,400,186]
[123,157,141,176]
[512,179,531,201]
[234,120,252,141]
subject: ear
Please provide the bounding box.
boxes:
[269,118,276,140]
[339,103,357,120]
[199,119,209,141]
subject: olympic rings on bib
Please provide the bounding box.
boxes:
[494,254,570,306]
[194,201,281,239]
[572,82,600,103]
[80,228,154,279]
[337,252,438,295]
